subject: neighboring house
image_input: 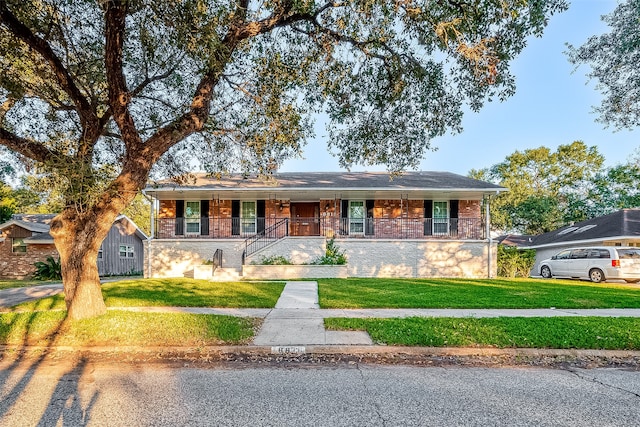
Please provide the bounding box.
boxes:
[505,209,640,276]
[143,171,505,279]
[0,214,147,279]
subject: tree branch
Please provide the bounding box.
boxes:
[104,1,142,152]
[0,127,57,163]
[0,2,96,130]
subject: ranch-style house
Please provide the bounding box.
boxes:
[143,171,504,280]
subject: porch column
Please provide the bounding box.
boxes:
[486,194,492,279]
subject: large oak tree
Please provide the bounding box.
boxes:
[567,0,640,129]
[0,0,566,319]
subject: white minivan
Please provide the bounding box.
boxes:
[539,246,640,283]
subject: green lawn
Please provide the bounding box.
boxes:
[0,310,256,346]
[318,278,640,309]
[11,278,285,311]
[325,317,640,349]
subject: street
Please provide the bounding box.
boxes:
[0,357,639,426]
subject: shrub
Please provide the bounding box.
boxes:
[33,256,62,280]
[311,237,347,265]
[257,255,292,265]
[497,245,536,278]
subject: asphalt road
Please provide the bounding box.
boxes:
[1,359,639,426]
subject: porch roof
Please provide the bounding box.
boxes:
[145,171,505,201]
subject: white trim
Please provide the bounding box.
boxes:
[184,200,201,235]
[241,200,257,235]
[115,214,149,240]
[348,200,365,235]
[432,200,450,235]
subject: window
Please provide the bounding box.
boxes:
[97,247,103,259]
[433,201,449,234]
[349,201,365,234]
[12,238,26,254]
[241,201,257,234]
[554,250,571,260]
[570,249,588,259]
[185,201,200,234]
[119,245,134,258]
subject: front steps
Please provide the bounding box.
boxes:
[211,267,243,281]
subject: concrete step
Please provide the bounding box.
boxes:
[212,267,243,281]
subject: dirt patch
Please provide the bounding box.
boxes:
[2,345,640,371]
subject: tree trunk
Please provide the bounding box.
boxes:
[50,209,117,320]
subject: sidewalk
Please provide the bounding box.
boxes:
[251,281,373,346]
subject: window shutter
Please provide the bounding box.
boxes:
[175,200,184,236]
[200,200,209,236]
[423,200,432,236]
[450,200,459,236]
[231,200,240,235]
[450,200,459,218]
[257,200,266,233]
[340,200,349,235]
[365,200,374,235]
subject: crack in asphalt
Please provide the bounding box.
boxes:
[569,369,640,399]
[356,364,388,427]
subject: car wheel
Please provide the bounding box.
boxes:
[540,265,552,279]
[589,268,605,283]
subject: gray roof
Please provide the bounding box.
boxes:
[516,209,640,248]
[0,214,54,234]
[145,171,505,201]
[149,171,504,190]
[0,214,147,243]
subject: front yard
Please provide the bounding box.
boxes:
[317,277,640,308]
[2,277,640,349]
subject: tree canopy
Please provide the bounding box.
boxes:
[0,0,567,319]
[567,0,640,129]
[473,141,640,235]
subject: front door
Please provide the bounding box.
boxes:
[290,202,320,236]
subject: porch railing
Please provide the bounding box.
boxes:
[154,217,485,240]
[244,218,289,259]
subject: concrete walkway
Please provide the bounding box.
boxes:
[252,281,373,346]
[0,283,63,307]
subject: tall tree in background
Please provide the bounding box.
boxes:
[470,141,604,234]
[567,0,640,129]
[0,0,567,319]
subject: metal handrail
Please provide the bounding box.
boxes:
[212,248,223,274]
[243,218,289,260]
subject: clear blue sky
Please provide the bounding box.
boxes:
[280,0,637,176]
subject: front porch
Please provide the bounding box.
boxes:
[154,216,486,240]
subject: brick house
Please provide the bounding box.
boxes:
[0,214,147,279]
[144,171,505,279]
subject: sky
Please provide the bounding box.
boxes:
[280,0,638,176]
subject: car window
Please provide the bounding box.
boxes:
[618,249,640,259]
[570,249,588,259]
[597,249,611,258]
[554,250,571,260]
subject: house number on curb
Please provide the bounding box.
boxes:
[271,346,306,354]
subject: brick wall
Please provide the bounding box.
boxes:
[0,235,58,279]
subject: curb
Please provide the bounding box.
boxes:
[2,345,640,369]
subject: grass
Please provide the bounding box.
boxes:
[0,310,257,346]
[10,278,285,311]
[318,277,640,309]
[325,317,640,349]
